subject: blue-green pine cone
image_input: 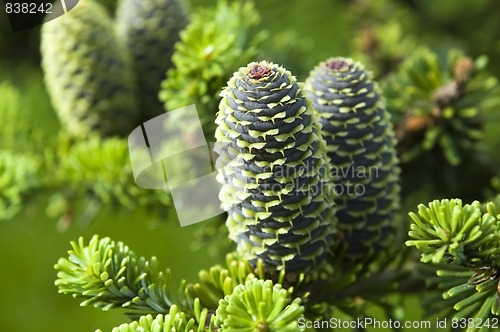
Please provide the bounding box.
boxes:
[41,1,138,138]
[215,61,336,273]
[305,57,401,259]
[116,0,188,121]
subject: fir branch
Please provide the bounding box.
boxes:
[159,0,267,138]
[49,136,171,221]
[406,199,500,267]
[352,20,417,78]
[303,241,409,324]
[55,238,310,331]
[384,48,499,166]
[214,278,305,332]
[187,253,255,310]
[420,262,500,330]
[0,81,26,150]
[407,199,500,329]
[347,0,419,79]
[188,252,310,312]
[99,302,214,332]
[0,149,40,220]
[54,235,192,317]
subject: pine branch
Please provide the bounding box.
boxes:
[406,199,500,328]
[352,20,417,78]
[0,149,40,220]
[54,235,192,317]
[55,237,312,331]
[214,278,305,332]
[187,253,255,310]
[47,136,171,224]
[302,241,409,324]
[188,252,310,312]
[99,302,214,332]
[346,0,420,79]
[384,48,499,167]
[406,199,500,267]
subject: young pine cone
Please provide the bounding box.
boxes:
[215,61,336,273]
[305,57,401,260]
[41,1,138,138]
[116,0,188,121]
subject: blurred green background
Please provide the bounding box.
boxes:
[1,0,500,331]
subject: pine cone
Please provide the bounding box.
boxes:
[305,57,401,259]
[116,0,188,121]
[41,1,138,138]
[215,61,336,273]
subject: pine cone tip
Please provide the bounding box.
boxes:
[325,57,351,71]
[247,62,273,80]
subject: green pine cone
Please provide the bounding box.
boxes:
[116,0,188,121]
[41,1,138,138]
[215,61,336,273]
[305,57,401,259]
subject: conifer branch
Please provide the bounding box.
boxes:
[406,199,500,267]
[406,199,500,326]
[215,278,305,332]
[385,48,499,166]
[54,235,192,317]
[160,0,267,137]
[98,302,214,332]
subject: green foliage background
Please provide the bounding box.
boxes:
[1,0,500,331]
